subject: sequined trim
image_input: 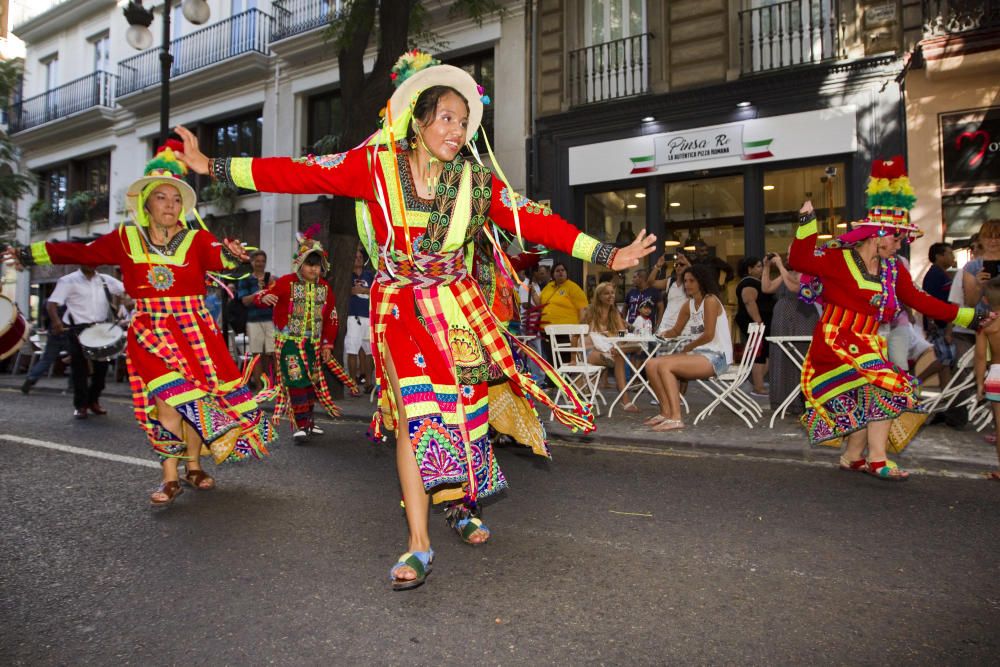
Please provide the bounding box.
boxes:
[397,150,433,213]
[591,242,617,267]
[148,228,189,256]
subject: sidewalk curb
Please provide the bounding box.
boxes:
[5,380,994,478]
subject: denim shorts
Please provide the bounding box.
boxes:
[692,348,728,376]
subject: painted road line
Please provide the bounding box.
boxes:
[0,434,159,469]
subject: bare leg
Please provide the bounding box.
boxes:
[842,429,867,463]
[751,362,767,393]
[150,397,185,501]
[652,355,714,422]
[991,402,1000,475]
[359,348,373,385]
[385,353,431,583]
[865,418,893,463]
[348,353,359,380]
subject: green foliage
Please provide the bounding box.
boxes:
[200,181,240,215]
[0,59,35,239]
[312,134,342,155]
[66,190,98,221]
[28,200,52,230]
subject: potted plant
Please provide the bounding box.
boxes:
[66,190,98,223]
[28,200,52,230]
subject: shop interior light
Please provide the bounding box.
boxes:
[683,245,697,251]
[737,101,752,108]
[836,222,848,229]
[762,185,775,191]
[635,193,646,198]
[626,204,638,209]
[817,233,833,239]
[642,116,655,122]
[663,230,681,247]
[669,202,681,207]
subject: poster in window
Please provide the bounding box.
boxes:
[941,107,1000,195]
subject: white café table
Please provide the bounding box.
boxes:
[606,333,692,417]
[766,335,813,428]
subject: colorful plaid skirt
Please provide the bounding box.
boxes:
[127,296,276,462]
[369,251,594,505]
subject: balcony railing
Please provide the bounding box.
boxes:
[923,0,1000,36]
[568,33,651,106]
[10,71,115,133]
[739,0,841,74]
[272,0,341,41]
[117,9,271,97]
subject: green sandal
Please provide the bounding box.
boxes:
[445,502,491,545]
[390,549,433,591]
[865,459,909,481]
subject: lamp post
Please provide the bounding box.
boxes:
[123,0,210,145]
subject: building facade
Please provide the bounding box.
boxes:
[529,0,997,290]
[8,0,529,325]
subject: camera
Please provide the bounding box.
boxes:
[824,166,838,177]
[765,252,777,260]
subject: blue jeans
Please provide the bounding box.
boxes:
[26,332,69,382]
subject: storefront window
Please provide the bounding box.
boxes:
[662,176,743,302]
[583,187,645,301]
[944,194,1000,243]
[763,162,846,255]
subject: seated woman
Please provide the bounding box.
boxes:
[645,264,733,431]
[580,281,638,411]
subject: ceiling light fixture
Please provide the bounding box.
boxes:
[737,101,752,108]
[635,193,646,199]
[626,204,638,209]
[762,185,775,191]
[669,202,681,207]
[642,116,655,122]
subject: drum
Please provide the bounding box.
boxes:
[78,322,126,362]
[0,295,28,362]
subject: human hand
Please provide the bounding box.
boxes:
[51,320,66,335]
[800,200,814,215]
[173,125,211,175]
[260,293,278,306]
[321,347,333,363]
[223,237,250,262]
[977,387,985,401]
[1,246,24,270]
[610,230,657,271]
[978,271,991,285]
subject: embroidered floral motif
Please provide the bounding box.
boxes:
[461,385,475,399]
[413,353,426,368]
[293,152,348,169]
[147,265,175,291]
[500,187,550,216]
[391,305,400,319]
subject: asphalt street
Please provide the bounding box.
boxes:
[2,388,999,665]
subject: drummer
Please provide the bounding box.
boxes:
[3,140,276,508]
[47,264,125,419]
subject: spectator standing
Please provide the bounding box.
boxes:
[761,252,817,413]
[47,265,125,418]
[346,247,375,392]
[236,250,275,390]
[622,269,660,326]
[922,242,957,386]
[651,251,692,336]
[974,277,1000,481]
[948,233,982,357]
[539,262,589,327]
[735,256,773,397]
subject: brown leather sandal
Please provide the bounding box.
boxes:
[182,467,215,490]
[150,480,183,507]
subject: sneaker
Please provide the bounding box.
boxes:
[73,408,88,420]
[750,390,769,398]
[309,425,324,436]
[20,378,35,394]
[293,429,308,444]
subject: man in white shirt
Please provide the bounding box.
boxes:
[47,266,125,419]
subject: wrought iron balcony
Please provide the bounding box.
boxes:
[272,0,341,41]
[568,33,651,106]
[923,0,1000,36]
[738,0,842,74]
[117,9,271,98]
[9,71,115,134]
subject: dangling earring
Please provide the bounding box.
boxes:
[409,136,418,150]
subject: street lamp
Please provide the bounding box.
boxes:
[122,0,210,145]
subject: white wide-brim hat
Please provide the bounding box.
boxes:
[126,172,197,214]
[387,64,483,146]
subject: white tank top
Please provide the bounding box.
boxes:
[687,295,733,364]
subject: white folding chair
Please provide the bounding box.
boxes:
[544,324,605,420]
[693,323,766,428]
[920,346,976,414]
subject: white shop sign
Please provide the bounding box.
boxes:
[568,106,857,186]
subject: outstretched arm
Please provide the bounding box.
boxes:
[787,200,838,279]
[174,125,374,199]
[488,177,655,271]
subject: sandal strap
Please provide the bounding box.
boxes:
[868,459,905,478]
[457,516,490,540]
[390,549,433,581]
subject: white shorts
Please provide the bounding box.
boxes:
[245,320,275,354]
[345,315,371,355]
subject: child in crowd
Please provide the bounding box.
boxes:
[632,298,655,336]
[256,232,356,443]
[974,277,1000,481]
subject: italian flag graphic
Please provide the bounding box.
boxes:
[629,154,656,174]
[742,138,774,160]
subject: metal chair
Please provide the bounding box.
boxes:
[693,322,766,428]
[544,323,605,420]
